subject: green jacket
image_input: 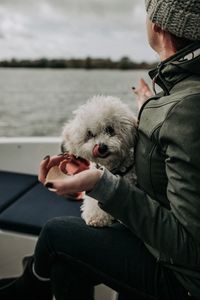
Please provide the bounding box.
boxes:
[90,42,200,298]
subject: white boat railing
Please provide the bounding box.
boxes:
[0,137,61,175]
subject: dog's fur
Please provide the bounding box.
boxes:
[62,95,137,227]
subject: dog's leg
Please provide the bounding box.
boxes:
[81,195,114,227]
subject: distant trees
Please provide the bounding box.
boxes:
[0,56,157,70]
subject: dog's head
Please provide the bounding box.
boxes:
[62,95,137,172]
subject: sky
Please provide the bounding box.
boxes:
[0,0,157,62]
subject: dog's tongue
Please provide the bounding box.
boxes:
[93,145,100,158]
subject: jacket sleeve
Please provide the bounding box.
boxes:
[88,95,200,267]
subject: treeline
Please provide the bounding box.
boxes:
[0,56,157,70]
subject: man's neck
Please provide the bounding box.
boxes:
[159,48,177,61]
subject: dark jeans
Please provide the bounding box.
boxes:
[33,216,189,300]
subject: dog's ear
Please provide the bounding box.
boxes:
[60,141,66,153]
[120,114,138,146]
[130,116,138,145]
[131,116,138,136]
[61,122,73,152]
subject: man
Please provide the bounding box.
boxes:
[0,1,200,299]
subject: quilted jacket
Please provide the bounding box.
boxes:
[90,42,200,298]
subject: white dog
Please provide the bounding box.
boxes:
[62,95,137,227]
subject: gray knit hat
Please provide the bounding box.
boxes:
[145,0,200,41]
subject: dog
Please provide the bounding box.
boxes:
[62,95,137,227]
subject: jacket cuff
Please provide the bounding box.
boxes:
[87,168,120,203]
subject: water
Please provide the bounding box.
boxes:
[0,68,151,137]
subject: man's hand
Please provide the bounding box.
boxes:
[133,78,153,110]
[45,168,102,196]
[38,155,103,197]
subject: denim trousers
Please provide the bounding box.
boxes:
[33,216,190,300]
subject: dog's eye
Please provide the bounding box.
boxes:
[105,126,115,136]
[86,130,95,140]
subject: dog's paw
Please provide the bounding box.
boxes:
[82,210,114,227]
[87,215,113,227]
[81,196,114,227]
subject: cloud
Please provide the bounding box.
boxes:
[0,0,156,61]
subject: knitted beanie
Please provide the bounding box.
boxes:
[145,0,200,41]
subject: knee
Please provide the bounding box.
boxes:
[39,216,85,243]
[36,216,87,258]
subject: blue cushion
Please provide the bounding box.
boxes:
[0,171,38,213]
[0,182,82,235]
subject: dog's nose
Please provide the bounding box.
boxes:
[99,143,108,154]
[93,144,110,158]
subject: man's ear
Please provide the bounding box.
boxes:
[152,23,166,46]
[152,23,162,34]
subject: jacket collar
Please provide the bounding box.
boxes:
[149,42,200,95]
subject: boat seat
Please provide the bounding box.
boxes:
[0,171,81,235]
[0,171,118,300]
[0,171,38,213]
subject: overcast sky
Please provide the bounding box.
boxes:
[0,0,157,62]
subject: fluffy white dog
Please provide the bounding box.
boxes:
[62,95,137,227]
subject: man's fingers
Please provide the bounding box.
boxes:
[38,154,68,184]
[140,78,148,87]
[38,155,50,183]
[47,155,67,169]
[45,179,72,196]
[44,168,102,197]
[133,78,153,107]
[140,79,153,95]
[59,160,68,174]
[45,172,85,195]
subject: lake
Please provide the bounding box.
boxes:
[0,68,151,137]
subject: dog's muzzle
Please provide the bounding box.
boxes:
[93,144,110,158]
